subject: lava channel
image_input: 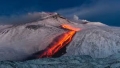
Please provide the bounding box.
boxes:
[37,24,81,58]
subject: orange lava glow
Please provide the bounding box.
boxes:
[38,31,76,58]
[61,24,81,31]
[38,24,81,58]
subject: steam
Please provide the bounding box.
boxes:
[73,15,79,20]
[0,12,44,25]
[0,0,119,25]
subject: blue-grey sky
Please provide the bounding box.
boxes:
[0,0,120,26]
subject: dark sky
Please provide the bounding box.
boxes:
[0,0,120,26]
[0,0,86,15]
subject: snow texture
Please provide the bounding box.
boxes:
[0,12,120,61]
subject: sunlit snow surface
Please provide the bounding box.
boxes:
[0,12,120,61]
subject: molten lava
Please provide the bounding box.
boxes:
[61,24,80,31]
[38,24,81,58]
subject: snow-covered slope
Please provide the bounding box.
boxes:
[0,12,120,61]
[0,12,70,61]
[65,25,120,58]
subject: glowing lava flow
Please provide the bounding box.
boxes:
[61,24,80,31]
[38,24,81,58]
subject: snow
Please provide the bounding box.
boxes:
[0,12,120,61]
[86,22,107,26]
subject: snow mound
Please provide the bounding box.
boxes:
[86,22,107,26]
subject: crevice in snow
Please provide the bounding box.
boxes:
[26,25,42,30]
